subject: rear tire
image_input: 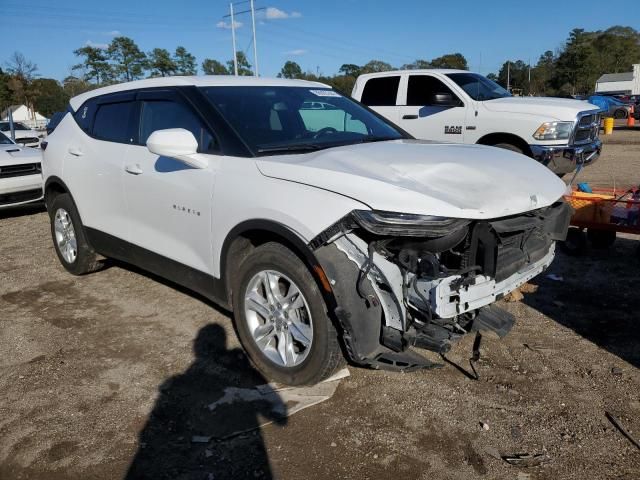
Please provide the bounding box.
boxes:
[560,227,587,256]
[493,143,524,155]
[232,242,343,385]
[48,193,101,275]
[614,109,627,119]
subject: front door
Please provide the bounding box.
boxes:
[396,74,467,143]
[123,89,218,274]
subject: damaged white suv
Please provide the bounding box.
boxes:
[42,77,571,385]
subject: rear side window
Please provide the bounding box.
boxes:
[360,76,400,106]
[139,100,215,152]
[92,102,134,143]
[407,75,460,106]
[74,99,98,134]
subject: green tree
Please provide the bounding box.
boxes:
[174,46,197,75]
[0,68,11,110]
[202,58,229,75]
[360,59,393,74]
[62,75,94,97]
[73,45,112,84]
[107,36,147,82]
[4,52,39,111]
[278,61,303,79]
[227,52,253,76]
[429,53,468,70]
[400,59,431,70]
[338,64,361,77]
[147,48,176,77]
[31,78,69,116]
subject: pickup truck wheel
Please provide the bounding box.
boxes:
[587,228,616,249]
[613,109,627,119]
[493,143,524,154]
[232,242,343,385]
[48,193,101,275]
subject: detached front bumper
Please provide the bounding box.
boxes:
[530,139,602,175]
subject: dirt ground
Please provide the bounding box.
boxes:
[1,128,639,480]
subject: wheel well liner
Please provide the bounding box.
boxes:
[477,132,533,157]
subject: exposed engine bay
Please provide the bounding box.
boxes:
[311,201,572,370]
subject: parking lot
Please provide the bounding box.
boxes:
[1,128,639,480]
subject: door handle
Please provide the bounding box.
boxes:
[68,146,83,156]
[402,114,419,120]
[125,164,143,175]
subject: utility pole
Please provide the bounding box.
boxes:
[230,3,238,76]
[250,0,259,76]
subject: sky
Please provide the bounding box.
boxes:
[3,0,639,81]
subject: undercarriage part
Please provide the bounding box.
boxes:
[471,304,515,338]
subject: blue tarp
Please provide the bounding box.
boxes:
[587,95,612,113]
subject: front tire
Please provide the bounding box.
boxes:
[493,143,524,155]
[614,109,627,119]
[48,193,101,275]
[232,242,343,385]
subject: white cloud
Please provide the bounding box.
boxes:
[283,49,307,56]
[216,20,243,29]
[105,30,121,36]
[265,7,302,19]
[85,40,108,49]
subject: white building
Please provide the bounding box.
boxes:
[1,104,48,129]
[595,64,640,95]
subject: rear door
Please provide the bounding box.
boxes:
[396,74,467,142]
[64,93,135,240]
[358,75,401,125]
[122,88,217,274]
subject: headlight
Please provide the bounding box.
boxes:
[533,121,574,141]
[352,210,470,237]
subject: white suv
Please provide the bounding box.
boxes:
[43,76,571,385]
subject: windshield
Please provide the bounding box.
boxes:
[0,131,14,145]
[201,86,404,155]
[446,73,511,101]
[0,122,31,131]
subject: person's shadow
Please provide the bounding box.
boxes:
[125,324,287,480]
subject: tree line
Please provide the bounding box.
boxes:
[1,26,638,120]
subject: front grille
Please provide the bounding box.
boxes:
[0,162,41,179]
[0,188,42,206]
[572,112,600,145]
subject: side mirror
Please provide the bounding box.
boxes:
[432,93,461,107]
[146,128,208,169]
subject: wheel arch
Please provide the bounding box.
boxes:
[44,176,71,206]
[220,219,336,310]
[476,132,533,157]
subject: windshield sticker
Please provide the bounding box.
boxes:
[310,90,341,97]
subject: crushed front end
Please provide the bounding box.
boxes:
[311,202,572,370]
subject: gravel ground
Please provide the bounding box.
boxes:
[1,131,639,480]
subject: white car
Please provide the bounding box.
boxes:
[0,121,43,148]
[0,131,43,208]
[352,70,602,175]
[42,76,571,385]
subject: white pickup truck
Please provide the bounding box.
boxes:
[352,70,602,175]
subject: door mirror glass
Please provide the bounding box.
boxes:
[432,92,459,107]
[146,128,207,169]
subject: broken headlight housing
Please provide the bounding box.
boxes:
[532,121,574,141]
[352,210,470,237]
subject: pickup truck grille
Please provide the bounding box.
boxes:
[0,162,42,179]
[572,112,600,145]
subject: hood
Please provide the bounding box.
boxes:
[0,144,42,166]
[256,140,567,220]
[482,96,599,120]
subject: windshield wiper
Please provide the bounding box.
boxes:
[256,143,323,154]
[358,135,400,144]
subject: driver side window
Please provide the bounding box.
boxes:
[298,101,368,134]
[407,75,462,107]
